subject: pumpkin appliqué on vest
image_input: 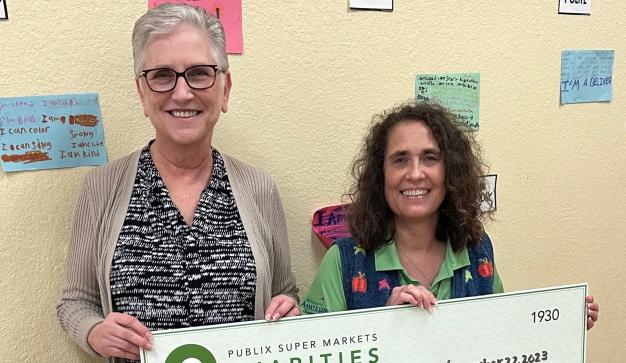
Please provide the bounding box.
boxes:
[352,272,367,293]
[477,258,494,278]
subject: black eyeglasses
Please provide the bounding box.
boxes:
[138,65,222,93]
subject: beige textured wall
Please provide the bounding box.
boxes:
[1,1,624,361]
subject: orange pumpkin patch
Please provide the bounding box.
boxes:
[477,258,493,278]
[352,272,367,293]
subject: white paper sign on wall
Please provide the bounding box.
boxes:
[558,0,592,15]
[481,174,498,212]
[349,0,393,10]
[0,0,8,20]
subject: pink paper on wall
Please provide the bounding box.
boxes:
[148,0,243,54]
[312,204,351,248]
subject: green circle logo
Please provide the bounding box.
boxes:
[165,344,217,363]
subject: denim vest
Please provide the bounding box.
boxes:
[336,235,495,310]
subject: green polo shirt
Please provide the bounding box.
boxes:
[301,240,504,314]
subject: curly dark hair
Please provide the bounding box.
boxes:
[346,101,491,252]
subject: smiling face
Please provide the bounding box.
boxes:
[136,23,231,149]
[383,120,446,226]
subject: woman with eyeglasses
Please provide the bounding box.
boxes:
[56,4,299,362]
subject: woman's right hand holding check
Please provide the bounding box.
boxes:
[385,284,438,310]
[88,312,153,361]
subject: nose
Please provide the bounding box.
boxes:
[407,160,426,180]
[171,74,194,101]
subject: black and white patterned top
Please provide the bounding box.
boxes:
[110,145,256,358]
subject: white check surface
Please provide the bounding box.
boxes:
[142,284,587,363]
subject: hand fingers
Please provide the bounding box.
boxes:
[112,312,152,341]
[269,299,292,321]
[587,305,599,321]
[265,297,281,320]
[116,324,153,350]
[91,313,152,359]
[586,297,599,330]
[404,285,437,309]
[106,345,141,361]
[265,295,299,321]
[90,324,145,359]
[386,285,437,309]
[107,335,143,360]
[386,288,415,306]
[284,304,301,317]
[264,297,282,320]
[398,291,420,307]
[388,286,409,306]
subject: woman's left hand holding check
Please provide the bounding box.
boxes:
[265,295,300,321]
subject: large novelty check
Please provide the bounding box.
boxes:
[141,284,587,363]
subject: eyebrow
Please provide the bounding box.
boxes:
[386,147,441,158]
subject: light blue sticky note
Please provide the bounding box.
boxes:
[0,93,107,172]
[415,73,480,130]
[560,50,614,104]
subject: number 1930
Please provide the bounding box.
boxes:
[532,308,559,323]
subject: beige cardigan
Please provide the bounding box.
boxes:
[56,149,298,362]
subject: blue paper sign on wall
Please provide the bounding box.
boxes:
[0,93,107,172]
[560,50,614,104]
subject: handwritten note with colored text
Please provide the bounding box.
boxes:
[312,204,351,248]
[415,73,480,130]
[560,50,614,104]
[0,93,107,172]
[149,0,243,54]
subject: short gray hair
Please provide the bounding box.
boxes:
[132,3,229,76]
